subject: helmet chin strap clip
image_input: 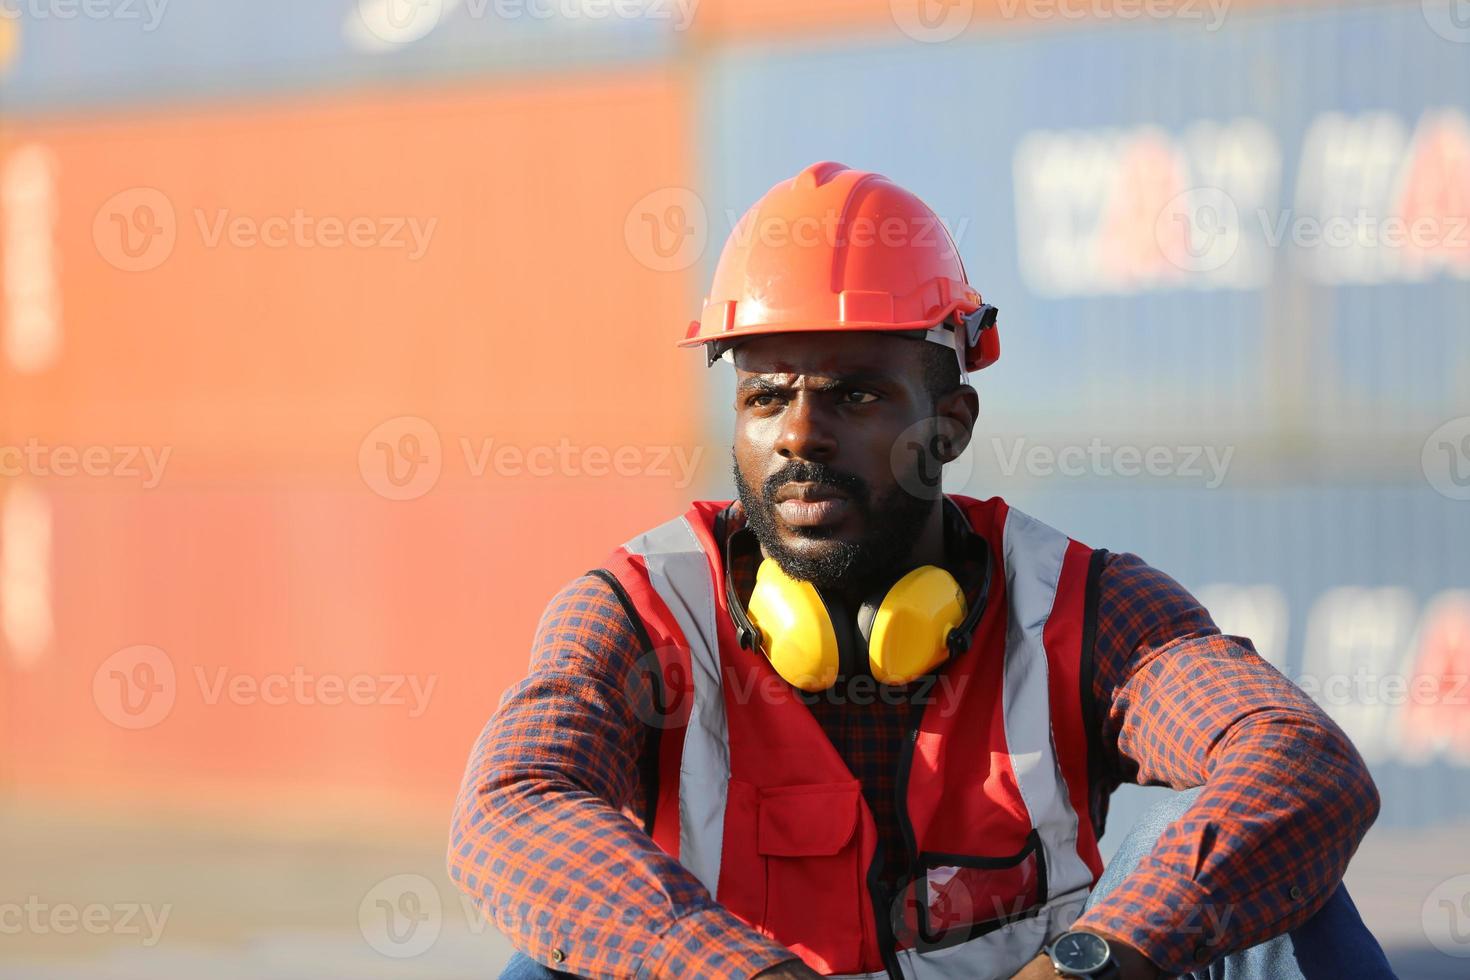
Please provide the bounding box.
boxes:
[920,304,998,381]
[959,304,1000,349]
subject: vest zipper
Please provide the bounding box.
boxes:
[872,696,926,980]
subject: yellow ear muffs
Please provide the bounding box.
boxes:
[746,558,842,692]
[864,565,967,686]
[745,558,968,691]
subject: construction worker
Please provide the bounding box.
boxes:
[449,163,1395,979]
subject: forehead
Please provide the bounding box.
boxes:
[730,331,925,379]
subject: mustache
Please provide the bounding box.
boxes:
[761,461,869,506]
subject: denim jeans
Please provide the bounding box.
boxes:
[499,787,1397,979]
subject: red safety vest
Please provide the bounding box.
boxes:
[597,494,1106,979]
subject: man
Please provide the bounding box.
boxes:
[449,162,1395,979]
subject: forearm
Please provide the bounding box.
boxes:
[450,719,791,978]
[1079,634,1381,975]
[447,575,794,979]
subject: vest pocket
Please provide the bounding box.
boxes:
[897,828,1048,951]
[746,780,865,969]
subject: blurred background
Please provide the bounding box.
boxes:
[0,0,1467,977]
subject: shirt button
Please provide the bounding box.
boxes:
[1290,885,1304,901]
[550,948,566,964]
[1194,944,1212,963]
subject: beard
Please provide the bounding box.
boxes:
[732,451,937,595]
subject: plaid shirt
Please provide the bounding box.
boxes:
[448,503,1379,979]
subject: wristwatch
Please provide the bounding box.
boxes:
[1047,930,1120,979]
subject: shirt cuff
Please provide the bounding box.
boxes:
[1072,873,1227,977]
[638,905,795,979]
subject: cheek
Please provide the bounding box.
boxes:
[851,425,908,484]
[733,416,777,461]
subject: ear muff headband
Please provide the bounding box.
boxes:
[721,502,992,691]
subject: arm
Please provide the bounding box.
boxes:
[1066,553,1382,977]
[447,574,795,979]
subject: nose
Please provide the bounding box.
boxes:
[773,393,838,463]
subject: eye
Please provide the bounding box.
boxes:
[746,392,781,409]
[842,390,879,405]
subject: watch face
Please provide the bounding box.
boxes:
[1052,931,1111,973]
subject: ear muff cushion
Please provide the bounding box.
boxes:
[747,559,841,692]
[868,565,967,686]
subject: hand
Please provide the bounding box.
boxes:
[753,958,824,978]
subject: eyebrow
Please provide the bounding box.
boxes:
[735,372,893,394]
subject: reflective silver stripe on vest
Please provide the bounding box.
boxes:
[623,514,729,896]
[999,506,1095,911]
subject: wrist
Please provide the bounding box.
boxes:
[1072,929,1163,980]
[1046,929,1160,980]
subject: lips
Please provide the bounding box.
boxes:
[773,482,850,527]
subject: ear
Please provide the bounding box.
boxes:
[933,384,979,463]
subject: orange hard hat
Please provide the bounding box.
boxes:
[679,161,999,373]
